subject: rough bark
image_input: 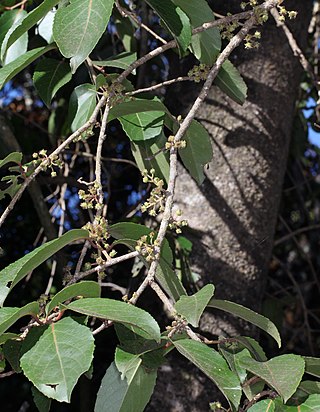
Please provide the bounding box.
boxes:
[147,1,313,411]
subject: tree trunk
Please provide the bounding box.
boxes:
[147,1,313,410]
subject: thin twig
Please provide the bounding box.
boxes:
[92,320,113,335]
[68,250,139,284]
[0,370,16,378]
[94,102,111,214]
[244,390,278,411]
[274,223,320,246]
[126,76,191,96]
[149,281,175,313]
[115,0,167,45]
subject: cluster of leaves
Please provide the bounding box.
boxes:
[0,0,320,411]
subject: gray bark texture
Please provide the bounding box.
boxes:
[147,1,313,411]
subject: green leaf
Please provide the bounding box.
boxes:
[119,110,165,141]
[208,299,281,348]
[0,10,28,66]
[92,51,137,70]
[0,302,39,337]
[220,337,267,400]
[38,9,55,44]
[115,347,141,379]
[32,386,51,412]
[0,229,88,307]
[291,381,320,405]
[53,0,115,73]
[95,360,157,412]
[0,10,23,51]
[215,60,248,105]
[67,298,161,341]
[272,395,320,411]
[33,58,72,106]
[68,83,97,132]
[114,13,137,52]
[298,395,320,411]
[0,332,19,345]
[0,45,55,90]
[0,174,21,201]
[109,98,168,121]
[178,120,213,184]
[3,339,22,372]
[304,357,320,378]
[247,399,275,412]
[173,339,242,411]
[145,0,191,55]
[172,0,221,65]
[115,324,164,356]
[1,0,59,61]
[46,281,101,315]
[220,343,266,402]
[0,348,5,372]
[131,132,170,183]
[20,317,94,403]
[239,355,305,403]
[0,152,22,168]
[155,255,186,302]
[174,284,214,327]
[109,222,186,301]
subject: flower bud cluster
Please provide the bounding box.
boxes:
[244,31,261,49]
[188,64,210,83]
[165,135,186,150]
[83,216,110,247]
[240,0,259,9]
[78,181,103,210]
[73,127,94,143]
[240,2,269,26]
[103,81,126,106]
[168,219,188,234]
[141,169,166,217]
[166,318,187,337]
[219,14,240,40]
[168,209,188,234]
[32,150,63,177]
[277,5,297,22]
[135,232,160,262]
